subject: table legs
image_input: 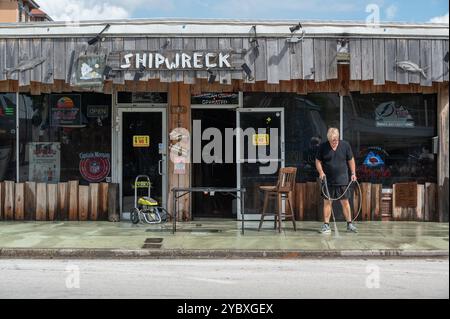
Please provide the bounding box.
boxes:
[172,191,177,234]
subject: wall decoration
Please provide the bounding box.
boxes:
[74,55,107,87]
[28,142,61,183]
[50,94,82,127]
[363,151,385,167]
[87,105,109,118]
[133,136,150,148]
[79,152,111,183]
[252,134,270,146]
[191,93,239,105]
[375,101,415,128]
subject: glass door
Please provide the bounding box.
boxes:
[119,108,167,216]
[237,108,285,220]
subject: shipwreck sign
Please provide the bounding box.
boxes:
[108,50,239,71]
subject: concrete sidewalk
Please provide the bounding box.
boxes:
[0,220,448,259]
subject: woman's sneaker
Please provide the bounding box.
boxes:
[347,223,358,233]
[320,223,332,234]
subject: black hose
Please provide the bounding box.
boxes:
[321,176,362,223]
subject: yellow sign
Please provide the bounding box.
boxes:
[134,181,151,189]
[133,136,150,148]
[252,134,270,146]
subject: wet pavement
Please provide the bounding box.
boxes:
[0,220,448,254]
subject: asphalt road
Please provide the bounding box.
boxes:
[0,259,448,299]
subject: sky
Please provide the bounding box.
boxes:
[36,0,449,24]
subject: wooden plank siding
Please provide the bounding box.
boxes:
[350,38,362,81]
[0,37,447,93]
[373,39,385,85]
[0,39,6,81]
[396,39,409,85]
[18,38,31,87]
[420,39,433,87]
[313,38,327,82]
[408,40,421,84]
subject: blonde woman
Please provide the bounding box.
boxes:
[315,128,358,234]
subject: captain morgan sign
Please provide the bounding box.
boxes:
[79,152,111,183]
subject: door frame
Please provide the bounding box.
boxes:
[118,107,168,217]
[236,108,285,221]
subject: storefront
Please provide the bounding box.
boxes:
[0,19,448,222]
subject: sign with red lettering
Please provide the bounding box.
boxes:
[28,142,61,183]
[50,94,82,127]
[79,152,111,183]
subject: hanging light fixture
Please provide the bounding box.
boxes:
[88,24,111,46]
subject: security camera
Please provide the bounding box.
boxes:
[290,22,303,33]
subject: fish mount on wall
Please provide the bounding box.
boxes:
[395,60,429,79]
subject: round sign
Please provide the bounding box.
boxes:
[79,155,110,182]
[57,97,75,109]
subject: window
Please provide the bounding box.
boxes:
[244,93,340,182]
[343,93,437,186]
[0,93,16,181]
[19,93,112,184]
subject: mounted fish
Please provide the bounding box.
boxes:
[2,57,46,77]
[396,60,429,78]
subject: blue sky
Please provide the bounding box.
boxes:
[38,0,449,23]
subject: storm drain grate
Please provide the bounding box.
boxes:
[142,238,163,249]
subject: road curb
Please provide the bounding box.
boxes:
[0,248,448,259]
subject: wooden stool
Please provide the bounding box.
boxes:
[258,167,297,233]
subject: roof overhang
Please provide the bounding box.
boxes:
[0,19,448,39]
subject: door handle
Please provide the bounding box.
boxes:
[158,160,163,176]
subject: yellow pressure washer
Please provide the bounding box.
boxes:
[130,175,169,225]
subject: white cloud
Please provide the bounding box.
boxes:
[209,0,358,18]
[385,4,398,20]
[37,0,130,21]
[428,12,449,24]
[37,0,175,21]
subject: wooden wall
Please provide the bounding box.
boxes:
[350,38,448,86]
[0,36,447,89]
[0,181,110,221]
[0,179,440,222]
[168,83,192,221]
[293,181,439,222]
[438,83,449,222]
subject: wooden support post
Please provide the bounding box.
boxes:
[89,183,99,221]
[47,184,58,221]
[25,182,36,220]
[416,184,425,221]
[108,183,120,222]
[4,181,15,220]
[58,183,69,220]
[168,83,192,221]
[99,183,109,220]
[14,183,25,221]
[36,183,47,221]
[78,185,89,221]
[361,183,372,221]
[295,183,305,221]
[68,181,79,221]
[425,183,437,222]
[438,83,449,222]
[371,184,382,221]
[305,182,318,221]
[392,184,400,221]
[0,182,3,220]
